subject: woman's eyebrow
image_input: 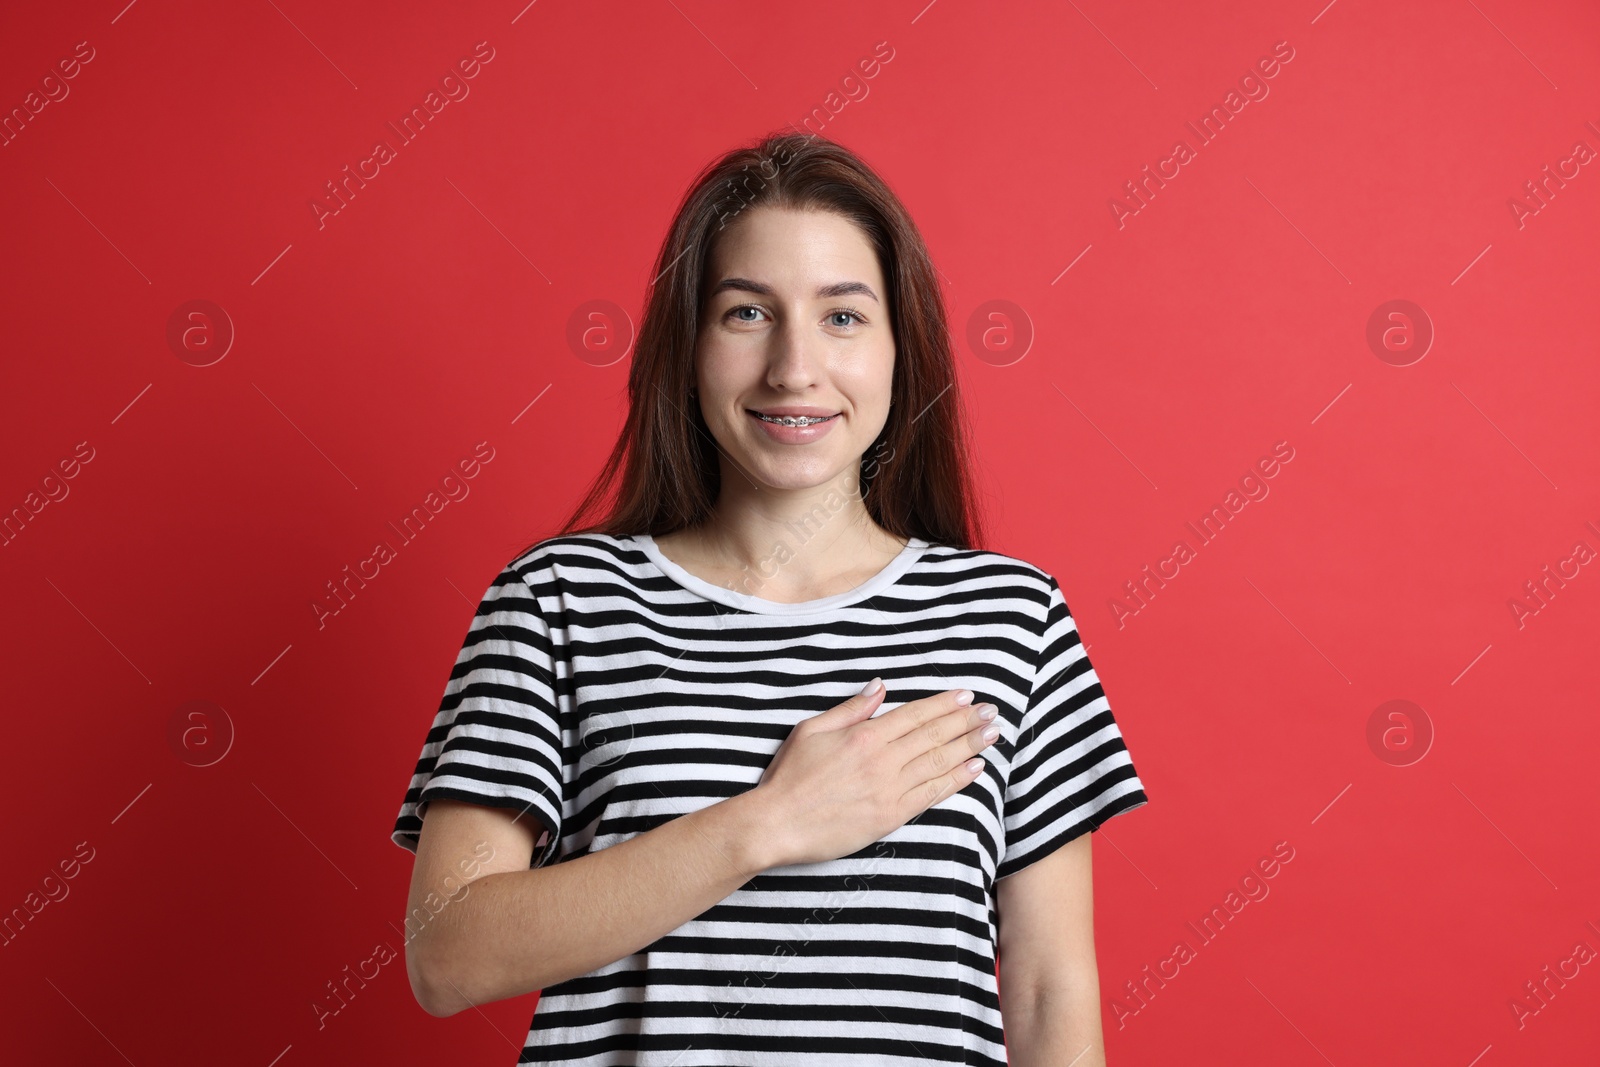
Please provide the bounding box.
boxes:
[707,277,881,304]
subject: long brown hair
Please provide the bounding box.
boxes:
[532,130,988,554]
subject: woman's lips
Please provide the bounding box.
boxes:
[747,409,840,443]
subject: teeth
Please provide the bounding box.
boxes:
[756,413,833,426]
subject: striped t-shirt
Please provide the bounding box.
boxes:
[392,532,1149,1065]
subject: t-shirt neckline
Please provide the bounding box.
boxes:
[632,532,929,615]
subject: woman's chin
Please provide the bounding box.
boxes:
[740,455,854,492]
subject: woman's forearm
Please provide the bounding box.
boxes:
[412,787,784,1016]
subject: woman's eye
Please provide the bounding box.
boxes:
[723,305,866,327]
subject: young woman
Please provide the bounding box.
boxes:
[391,131,1150,1066]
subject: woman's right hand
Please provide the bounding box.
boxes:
[752,679,1000,868]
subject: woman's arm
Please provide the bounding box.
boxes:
[405,791,783,1016]
[404,683,993,1016]
[996,832,1107,1066]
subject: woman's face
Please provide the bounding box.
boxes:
[693,206,894,496]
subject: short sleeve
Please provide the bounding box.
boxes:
[996,576,1149,881]
[390,562,565,868]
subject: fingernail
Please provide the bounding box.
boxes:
[861,677,883,696]
[955,690,974,706]
[977,705,996,721]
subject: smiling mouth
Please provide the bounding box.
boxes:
[748,411,839,427]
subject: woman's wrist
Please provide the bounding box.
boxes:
[706,786,790,879]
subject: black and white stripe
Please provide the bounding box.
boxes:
[393,533,1149,1065]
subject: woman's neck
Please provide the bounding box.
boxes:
[653,510,907,604]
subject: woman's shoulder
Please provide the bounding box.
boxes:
[899,541,1064,629]
[497,531,643,582]
[919,540,1057,590]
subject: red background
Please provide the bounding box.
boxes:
[3,1,1598,1064]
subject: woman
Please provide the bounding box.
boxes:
[391,131,1150,1065]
